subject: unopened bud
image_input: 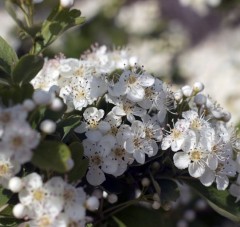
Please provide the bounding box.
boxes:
[13,203,26,219]
[181,85,193,97]
[107,194,118,204]
[193,82,204,93]
[194,94,206,106]
[40,119,56,134]
[174,90,183,102]
[152,201,161,210]
[141,177,150,187]
[60,0,74,8]
[8,177,23,193]
[86,196,99,211]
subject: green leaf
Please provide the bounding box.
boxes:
[112,216,127,227]
[0,188,12,207]
[0,36,18,76]
[115,205,164,227]
[0,83,34,105]
[57,116,81,140]
[12,55,44,84]
[185,179,240,222]
[67,142,89,182]
[31,141,72,173]
[34,6,85,53]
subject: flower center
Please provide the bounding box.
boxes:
[191,119,202,130]
[91,155,102,166]
[11,136,23,147]
[114,147,125,158]
[88,119,99,129]
[64,188,75,201]
[74,67,85,77]
[172,129,182,139]
[128,75,137,85]
[38,215,51,227]
[0,164,9,176]
[190,150,202,161]
[144,87,153,98]
[0,112,11,123]
[33,189,45,202]
[145,128,153,139]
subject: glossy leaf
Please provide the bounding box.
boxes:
[115,205,164,227]
[0,36,18,76]
[12,55,44,84]
[67,142,89,182]
[0,188,12,207]
[57,116,81,140]
[31,141,72,173]
[185,179,240,222]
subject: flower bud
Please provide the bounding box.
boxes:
[8,177,23,193]
[152,201,161,210]
[33,90,52,105]
[50,97,64,111]
[141,177,150,187]
[181,85,193,97]
[40,119,56,134]
[174,90,183,102]
[184,209,196,221]
[194,94,206,106]
[13,203,26,219]
[60,0,74,8]
[23,99,36,111]
[107,194,118,204]
[86,196,99,211]
[193,82,204,93]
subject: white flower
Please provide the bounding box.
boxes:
[111,69,155,102]
[173,141,210,178]
[200,159,236,190]
[161,119,190,152]
[108,95,146,123]
[118,121,157,164]
[63,184,86,221]
[108,141,134,177]
[0,153,21,188]
[83,140,118,186]
[2,122,40,164]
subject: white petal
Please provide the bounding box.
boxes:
[85,130,102,142]
[216,175,229,190]
[86,167,106,186]
[199,168,215,187]
[139,74,155,87]
[207,154,218,170]
[133,151,145,164]
[161,136,171,150]
[188,162,205,178]
[173,152,190,169]
[101,157,118,174]
[127,86,145,102]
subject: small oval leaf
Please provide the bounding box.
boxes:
[31,141,72,173]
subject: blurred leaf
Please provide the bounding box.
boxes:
[158,179,180,204]
[34,5,85,53]
[12,55,44,84]
[67,142,89,182]
[115,205,164,227]
[112,216,127,227]
[0,83,34,105]
[0,36,18,77]
[31,140,72,173]
[185,179,240,222]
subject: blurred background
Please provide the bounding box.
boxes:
[1,0,240,226]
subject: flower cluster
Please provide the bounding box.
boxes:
[0,104,39,188]
[9,173,99,226]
